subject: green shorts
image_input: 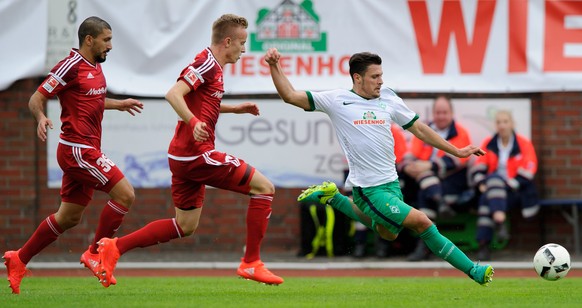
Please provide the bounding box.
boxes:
[352,180,412,235]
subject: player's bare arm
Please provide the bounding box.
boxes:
[407,120,485,158]
[28,91,53,142]
[104,98,143,116]
[165,80,209,142]
[220,101,260,115]
[265,48,310,110]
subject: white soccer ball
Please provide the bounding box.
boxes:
[533,243,571,281]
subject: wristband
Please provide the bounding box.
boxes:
[188,117,200,129]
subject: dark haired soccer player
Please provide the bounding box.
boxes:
[3,16,143,294]
[96,14,283,286]
[265,48,494,286]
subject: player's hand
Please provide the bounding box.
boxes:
[234,102,260,116]
[118,98,143,116]
[264,48,280,65]
[193,121,209,142]
[456,145,486,158]
[37,117,53,142]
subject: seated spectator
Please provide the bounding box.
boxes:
[470,110,540,260]
[352,125,408,258]
[402,95,474,261]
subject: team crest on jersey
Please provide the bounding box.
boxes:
[42,76,59,93]
[363,111,376,119]
[184,67,204,86]
[352,111,386,126]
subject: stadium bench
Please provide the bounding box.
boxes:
[539,199,582,255]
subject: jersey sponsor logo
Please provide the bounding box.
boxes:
[184,67,204,86]
[42,76,59,93]
[86,87,107,96]
[211,91,224,98]
[87,72,94,79]
[353,111,386,125]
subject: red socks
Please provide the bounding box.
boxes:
[90,200,128,253]
[18,214,63,264]
[116,218,185,255]
[243,194,273,263]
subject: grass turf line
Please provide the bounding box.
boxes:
[1,277,581,307]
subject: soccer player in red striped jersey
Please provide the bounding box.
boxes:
[96,14,283,286]
[2,16,143,294]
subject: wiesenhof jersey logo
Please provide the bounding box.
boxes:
[353,111,386,125]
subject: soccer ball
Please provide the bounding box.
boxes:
[533,243,571,281]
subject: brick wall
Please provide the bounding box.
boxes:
[1,79,580,256]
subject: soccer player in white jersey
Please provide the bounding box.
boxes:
[265,48,494,286]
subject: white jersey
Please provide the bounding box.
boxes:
[307,87,418,188]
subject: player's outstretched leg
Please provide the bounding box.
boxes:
[80,246,117,285]
[3,250,28,294]
[96,237,120,288]
[298,181,373,229]
[420,224,494,286]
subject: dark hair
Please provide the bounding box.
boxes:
[212,14,248,45]
[78,16,112,47]
[349,52,382,82]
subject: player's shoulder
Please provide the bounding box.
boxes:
[50,49,87,81]
[310,88,349,102]
[191,48,220,73]
[380,87,400,98]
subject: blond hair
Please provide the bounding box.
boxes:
[211,14,248,45]
[495,109,514,122]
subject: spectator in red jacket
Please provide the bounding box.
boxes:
[402,95,474,261]
[469,110,539,260]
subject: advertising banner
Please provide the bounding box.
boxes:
[47,98,531,188]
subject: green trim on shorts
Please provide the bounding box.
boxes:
[352,180,412,235]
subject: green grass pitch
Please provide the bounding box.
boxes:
[2,276,581,307]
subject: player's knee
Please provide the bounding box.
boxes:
[180,225,197,236]
[116,187,135,208]
[176,216,199,236]
[56,213,82,230]
[415,212,433,233]
[254,180,275,195]
[404,209,433,234]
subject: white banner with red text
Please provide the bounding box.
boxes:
[4,0,582,94]
[74,0,582,95]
